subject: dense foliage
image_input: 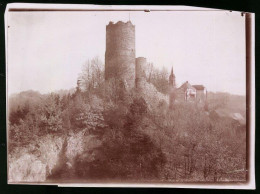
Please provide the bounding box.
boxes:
[8,58,246,183]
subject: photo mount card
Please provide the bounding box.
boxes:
[5,3,255,189]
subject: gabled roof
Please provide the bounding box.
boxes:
[178,81,196,91]
[192,85,205,90]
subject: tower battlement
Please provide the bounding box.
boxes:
[106,21,134,29]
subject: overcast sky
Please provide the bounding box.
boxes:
[7,10,246,95]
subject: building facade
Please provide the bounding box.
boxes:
[175,81,207,103]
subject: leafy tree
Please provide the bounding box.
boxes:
[38,94,63,133]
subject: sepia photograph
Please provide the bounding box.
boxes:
[5,4,255,189]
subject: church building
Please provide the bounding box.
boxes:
[168,68,207,106]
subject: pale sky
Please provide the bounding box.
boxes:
[7,10,246,95]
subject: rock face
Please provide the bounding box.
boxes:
[105,21,136,89]
[66,130,102,166]
[8,134,64,183]
[9,153,47,182]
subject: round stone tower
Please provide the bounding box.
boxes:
[135,57,147,89]
[105,21,136,88]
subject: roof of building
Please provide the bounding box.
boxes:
[192,85,205,90]
[178,81,196,91]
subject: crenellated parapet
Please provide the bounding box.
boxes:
[106,21,134,28]
[106,21,135,55]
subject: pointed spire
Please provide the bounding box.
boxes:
[169,65,176,88]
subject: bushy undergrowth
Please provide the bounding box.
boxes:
[8,59,246,182]
[8,86,246,182]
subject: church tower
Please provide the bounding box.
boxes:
[169,66,176,108]
[169,66,176,88]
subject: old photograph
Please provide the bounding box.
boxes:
[5,4,255,189]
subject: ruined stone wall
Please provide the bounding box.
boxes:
[105,21,135,88]
[135,57,147,89]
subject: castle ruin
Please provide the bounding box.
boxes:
[105,20,206,106]
[105,21,148,91]
[105,21,136,89]
[135,57,147,89]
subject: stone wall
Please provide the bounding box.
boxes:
[135,57,147,89]
[105,21,135,89]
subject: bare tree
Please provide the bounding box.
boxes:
[78,57,104,92]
